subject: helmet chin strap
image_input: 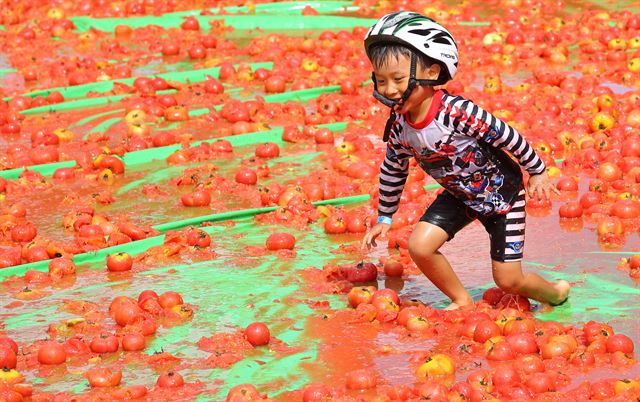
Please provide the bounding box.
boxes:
[372,54,440,141]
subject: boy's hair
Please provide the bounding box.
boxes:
[368,43,436,71]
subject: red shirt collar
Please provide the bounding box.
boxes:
[404,89,444,129]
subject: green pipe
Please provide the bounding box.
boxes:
[0,160,76,180]
[10,62,272,101]
[72,15,377,32]
[167,1,358,16]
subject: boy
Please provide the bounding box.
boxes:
[361,12,570,310]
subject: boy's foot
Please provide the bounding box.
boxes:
[550,280,571,305]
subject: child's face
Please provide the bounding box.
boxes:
[372,53,440,114]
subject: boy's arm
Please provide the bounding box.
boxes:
[453,98,545,176]
[378,134,411,219]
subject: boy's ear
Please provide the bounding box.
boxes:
[426,64,441,80]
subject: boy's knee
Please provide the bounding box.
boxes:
[494,274,523,294]
[407,237,437,260]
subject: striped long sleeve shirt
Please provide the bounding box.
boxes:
[379,89,546,218]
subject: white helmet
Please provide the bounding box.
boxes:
[364,11,458,84]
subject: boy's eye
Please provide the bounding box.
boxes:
[394,77,405,82]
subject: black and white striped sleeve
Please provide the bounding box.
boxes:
[451,98,546,176]
[378,132,411,218]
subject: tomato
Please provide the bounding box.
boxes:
[0,346,17,369]
[473,320,502,343]
[282,125,304,143]
[0,338,18,355]
[156,371,184,388]
[226,384,262,401]
[596,162,623,181]
[340,261,377,283]
[113,385,148,399]
[506,332,539,355]
[503,317,536,335]
[497,294,531,312]
[611,200,640,219]
[180,16,200,30]
[314,128,334,144]
[265,232,296,250]
[96,155,125,174]
[558,201,583,218]
[371,288,400,305]
[515,355,545,374]
[113,302,143,326]
[264,76,286,93]
[106,252,133,272]
[347,286,376,308]
[186,228,211,248]
[570,351,595,368]
[255,142,280,158]
[10,223,37,243]
[525,372,555,394]
[244,322,270,346]
[122,333,145,352]
[164,106,189,122]
[492,365,520,389]
[415,380,448,399]
[406,316,430,332]
[345,369,377,390]
[583,320,614,343]
[302,383,333,402]
[606,333,634,353]
[37,342,67,365]
[137,290,159,304]
[383,259,404,277]
[482,287,506,306]
[235,168,258,185]
[415,354,455,379]
[158,291,183,309]
[86,367,122,387]
[182,189,211,207]
[90,334,119,354]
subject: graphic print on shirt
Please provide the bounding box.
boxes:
[377,90,545,218]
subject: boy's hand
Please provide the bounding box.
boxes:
[361,223,391,250]
[527,170,560,202]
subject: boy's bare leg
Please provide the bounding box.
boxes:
[492,260,570,305]
[408,222,473,310]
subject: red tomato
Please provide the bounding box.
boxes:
[383,259,404,277]
[138,290,159,304]
[473,320,501,343]
[235,168,258,185]
[525,372,555,394]
[159,291,183,309]
[323,215,347,234]
[186,228,211,248]
[492,365,520,389]
[122,333,146,351]
[506,332,539,355]
[164,106,189,122]
[265,233,296,250]
[204,76,224,94]
[347,286,376,308]
[10,222,37,243]
[558,201,583,218]
[314,128,334,144]
[302,383,333,402]
[482,287,506,306]
[37,342,67,365]
[181,190,211,207]
[180,16,200,30]
[345,369,377,390]
[156,371,184,388]
[255,142,280,158]
[226,384,262,401]
[556,176,578,191]
[113,385,148,399]
[86,367,122,387]
[0,346,17,369]
[48,257,76,278]
[606,333,634,354]
[264,75,286,93]
[244,322,270,346]
[106,252,133,272]
[583,321,614,343]
[0,338,18,355]
[90,334,119,353]
[340,261,378,283]
[113,302,143,326]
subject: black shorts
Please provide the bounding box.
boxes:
[420,189,526,262]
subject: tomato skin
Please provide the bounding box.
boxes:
[156,371,184,388]
[255,142,280,158]
[0,346,17,369]
[86,367,122,387]
[122,333,146,352]
[90,334,119,354]
[226,384,262,401]
[244,322,270,346]
[10,222,37,243]
[606,333,634,353]
[106,252,133,272]
[186,228,211,248]
[340,261,377,283]
[345,369,377,390]
[265,233,296,250]
[158,291,183,309]
[37,342,67,365]
[113,385,148,399]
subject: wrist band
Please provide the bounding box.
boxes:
[377,216,392,225]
